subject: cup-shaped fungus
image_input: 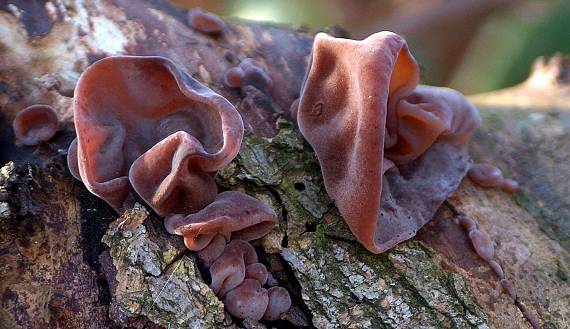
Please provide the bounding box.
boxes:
[297,32,480,253]
[13,104,59,146]
[72,56,243,213]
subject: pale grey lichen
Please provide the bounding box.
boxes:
[102,204,227,328]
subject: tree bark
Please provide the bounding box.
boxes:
[0,1,568,328]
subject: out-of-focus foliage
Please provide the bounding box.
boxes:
[172,0,568,94]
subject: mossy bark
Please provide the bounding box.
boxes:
[0,1,568,328]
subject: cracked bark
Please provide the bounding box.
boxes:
[0,1,568,328]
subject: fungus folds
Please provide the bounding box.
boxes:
[70,56,243,214]
[13,104,59,146]
[296,32,481,253]
[164,193,291,320]
[68,55,291,320]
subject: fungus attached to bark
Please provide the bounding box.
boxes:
[468,163,503,187]
[500,178,519,194]
[296,32,480,253]
[209,239,258,297]
[264,286,292,321]
[223,58,273,92]
[71,56,243,213]
[67,138,81,181]
[164,191,291,320]
[164,191,278,251]
[12,104,59,146]
[468,163,520,193]
[187,8,225,35]
[223,278,269,321]
[70,54,289,322]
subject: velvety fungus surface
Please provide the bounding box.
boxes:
[71,56,244,214]
[296,32,480,253]
[164,191,278,251]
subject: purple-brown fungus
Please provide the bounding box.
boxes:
[13,104,59,146]
[69,55,289,321]
[264,286,292,321]
[67,138,81,181]
[164,191,278,251]
[187,8,225,35]
[452,214,543,328]
[223,278,269,320]
[164,191,291,320]
[209,239,258,297]
[500,178,519,194]
[223,58,273,92]
[296,32,480,253]
[206,240,291,321]
[468,163,503,187]
[70,56,244,214]
[468,163,519,194]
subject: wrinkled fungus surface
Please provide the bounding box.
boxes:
[71,56,243,214]
[164,191,278,250]
[297,32,480,253]
[164,191,290,320]
[70,55,290,322]
[187,8,225,35]
[12,104,59,146]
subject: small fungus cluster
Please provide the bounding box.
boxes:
[223,58,273,92]
[165,192,291,320]
[455,215,540,329]
[66,55,291,321]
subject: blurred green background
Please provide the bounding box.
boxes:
[174,0,570,95]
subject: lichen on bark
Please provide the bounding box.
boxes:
[101,204,227,329]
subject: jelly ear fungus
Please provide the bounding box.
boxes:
[69,55,291,321]
[71,56,243,214]
[13,104,59,146]
[296,32,480,253]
